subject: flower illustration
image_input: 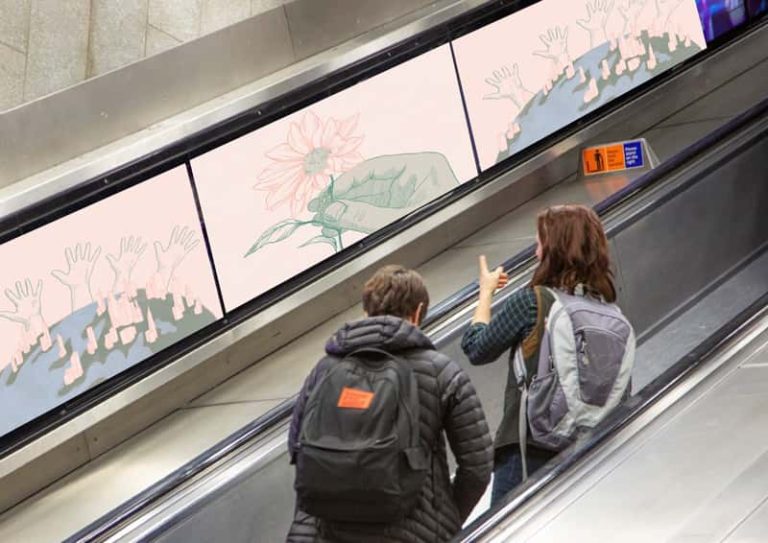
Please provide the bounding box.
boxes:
[254,111,364,216]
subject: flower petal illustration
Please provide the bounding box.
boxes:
[256,110,365,216]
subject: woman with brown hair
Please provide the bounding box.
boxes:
[461,204,620,505]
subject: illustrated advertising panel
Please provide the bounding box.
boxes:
[0,167,222,436]
[192,44,477,312]
[453,0,707,171]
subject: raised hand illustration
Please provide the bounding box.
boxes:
[154,226,199,290]
[653,0,685,34]
[52,243,101,312]
[107,235,147,293]
[578,0,615,48]
[619,0,647,35]
[246,152,460,256]
[654,0,684,14]
[0,279,44,332]
[483,64,534,109]
[533,27,572,74]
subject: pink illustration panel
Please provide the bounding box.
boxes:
[454,0,706,170]
[193,44,476,312]
[0,167,222,436]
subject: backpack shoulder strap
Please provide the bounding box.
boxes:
[516,287,555,482]
[520,286,555,364]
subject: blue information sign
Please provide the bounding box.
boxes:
[623,140,645,169]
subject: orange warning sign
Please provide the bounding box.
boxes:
[582,144,626,176]
[337,387,375,409]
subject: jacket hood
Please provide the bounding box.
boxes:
[325,315,434,356]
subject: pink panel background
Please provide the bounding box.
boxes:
[193,44,477,312]
[453,0,707,170]
[0,167,222,372]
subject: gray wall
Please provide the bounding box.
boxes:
[0,0,437,188]
[0,0,291,111]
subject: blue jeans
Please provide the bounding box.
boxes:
[491,445,555,506]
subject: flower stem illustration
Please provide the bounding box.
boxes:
[51,243,101,312]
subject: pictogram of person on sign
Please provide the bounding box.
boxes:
[594,148,604,171]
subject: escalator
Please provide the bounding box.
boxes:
[2,2,767,540]
[66,85,768,543]
[465,300,768,542]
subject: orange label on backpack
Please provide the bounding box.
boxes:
[337,387,374,409]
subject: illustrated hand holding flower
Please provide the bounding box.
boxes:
[246,152,460,256]
[315,152,461,234]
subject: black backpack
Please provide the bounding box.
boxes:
[295,348,429,523]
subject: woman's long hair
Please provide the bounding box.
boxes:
[530,205,616,302]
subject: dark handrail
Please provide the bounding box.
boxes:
[65,399,296,543]
[67,94,768,543]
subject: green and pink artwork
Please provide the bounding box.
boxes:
[193,44,477,311]
[0,167,222,436]
[453,0,707,171]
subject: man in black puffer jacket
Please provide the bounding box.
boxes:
[287,265,494,543]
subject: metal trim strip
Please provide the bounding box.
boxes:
[66,104,768,541]
[3,0,766,498]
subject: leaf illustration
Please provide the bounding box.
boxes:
[307,190,332,213]
[299,235,338,252]
[321,227,340,239]
[244,219,303,257]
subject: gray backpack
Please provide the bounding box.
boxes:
[513,286,635,478]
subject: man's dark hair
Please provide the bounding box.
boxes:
[362,265,430,323]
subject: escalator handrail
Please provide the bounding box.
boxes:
[66,87,768,543]
[458,291,768,542]
[0,0,510,458]
[65,397,296,543]
[424,94,768,326]
[14,0,760,459]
